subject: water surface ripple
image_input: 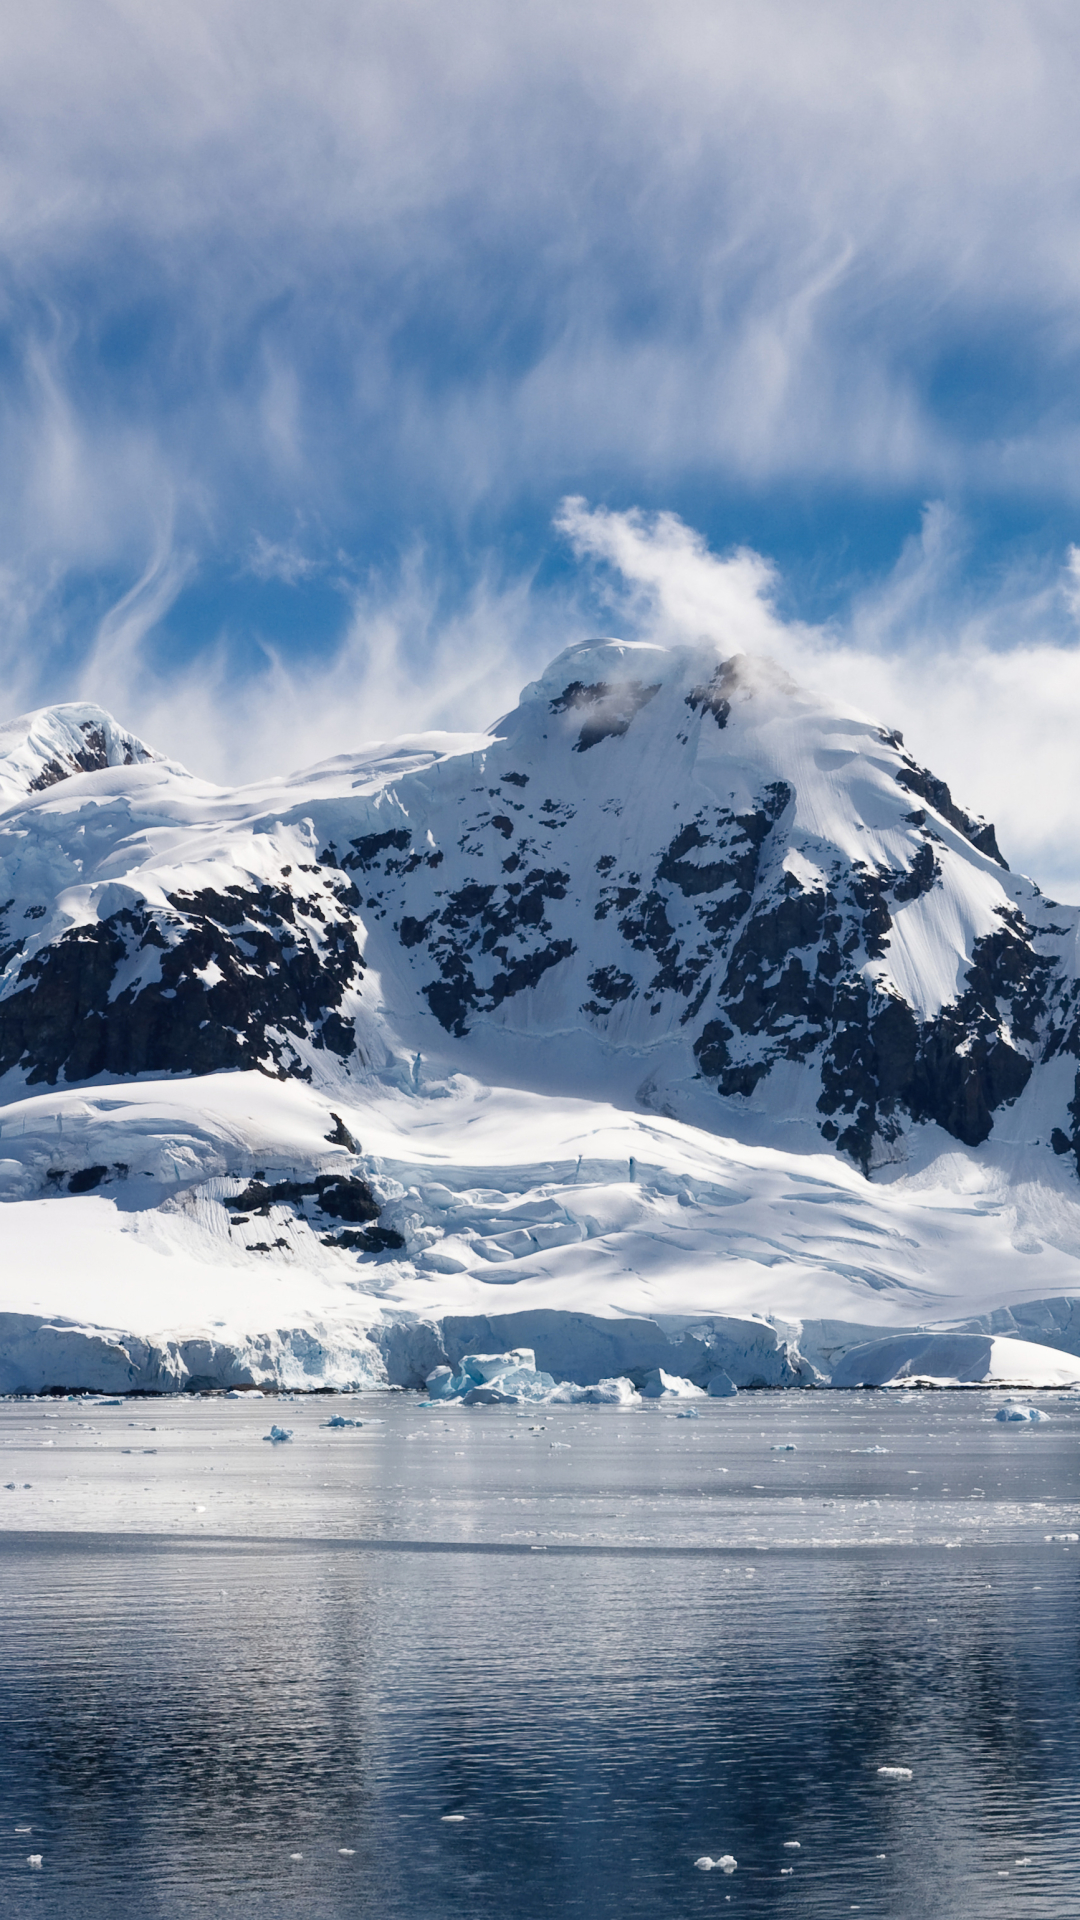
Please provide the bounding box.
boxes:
[1,1390,1078,1916]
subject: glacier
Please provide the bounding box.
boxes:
[1,641,1080,1392]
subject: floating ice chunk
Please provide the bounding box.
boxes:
[225,1389,264,1400]
[289,1852,303,1860]
[264,1425,293,1443]
[641,1368,705,1400]
[676,1409,700,1420]
[441,1814,466,1823]
[851,1445,890,1454]
[772,1443,796,1451]
[781,1867,794,1874]
[427,1350,549,1406]
[426,1353,642,1407]
[694,1855,736,1873]
[339,1848,355,1855]
[1046,1533,1079,1542]
[27,1856,42,1868]
[694,1858,715,1871]
[783,1840,801,1849]
[706,1372,738,1398]
[995,1405,1051,1423]
[323,1415,361,1428]
[96,1399,123,1407]
[877,1766,912,1781]
[563,1376,641,1406]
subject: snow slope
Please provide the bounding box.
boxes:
[1,649,1080,1392]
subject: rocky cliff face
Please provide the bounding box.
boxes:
[0,651,1078,1180]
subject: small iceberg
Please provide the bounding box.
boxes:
[424,1351,641,1407]
[694,1855,736,1873]
[995,1405,1051,1423]
[263,1425,293,1444]
[323,1414,361,1428]
[706,1372,738,1398]
[640,1368,705,1401]
[225,1389,264,1400]
[877,1766,913,1781]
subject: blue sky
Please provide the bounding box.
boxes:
[5,2,1080,889]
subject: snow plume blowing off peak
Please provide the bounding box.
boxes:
[4,638,1080,1395]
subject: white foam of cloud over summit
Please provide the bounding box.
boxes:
[559,496,1080,904]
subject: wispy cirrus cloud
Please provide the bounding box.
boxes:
[0,1,1078,870]
[558,495,1080,902]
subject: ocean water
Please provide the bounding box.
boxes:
[1,1389,1079,1916]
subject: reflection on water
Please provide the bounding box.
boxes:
[1,1393,1079,1916]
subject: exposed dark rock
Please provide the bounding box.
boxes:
[344,829,411,871]
[582,966,636,1017]
[549,679,661,750]
[27,719,147,792]
[0,877,363,1085]
[316,1176,381,1223]
[685,661,737,728]
[224,1173,380,1222]
[895,760,1007,868]
[68,1166,109,1194]
[321,1225,405,1253]
[892,840,940,904]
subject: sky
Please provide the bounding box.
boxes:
[5,2,1080,890]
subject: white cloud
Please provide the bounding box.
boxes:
[0,2,1078,909]
[0,0,1079,527]
[555,496,1080,903]
[246,535,319,587]
[96,542,571,791]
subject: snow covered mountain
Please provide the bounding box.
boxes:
[3,640,1080,1394]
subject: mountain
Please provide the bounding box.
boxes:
[2,640,1080,1394]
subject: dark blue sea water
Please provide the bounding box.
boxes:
[1,1390,1079,1916]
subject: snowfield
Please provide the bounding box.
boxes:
[1,640,1080,1394]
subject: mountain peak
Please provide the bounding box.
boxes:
[0,702,162,806]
